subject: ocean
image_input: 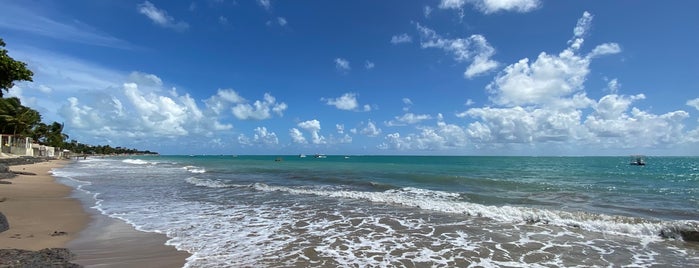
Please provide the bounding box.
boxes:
[53,155,699,267]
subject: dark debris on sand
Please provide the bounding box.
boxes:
[0,248,82,267]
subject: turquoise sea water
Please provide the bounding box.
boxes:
[54,155,699,267]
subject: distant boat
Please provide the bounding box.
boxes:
[299,154,307,158]
[630,155,646,166]
[314,154,327,159]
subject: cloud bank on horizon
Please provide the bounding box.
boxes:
[1,0,698,155]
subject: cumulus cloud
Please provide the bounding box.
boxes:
[289,128,307,144]
[379,115,468,150]
[231,93,287,120]
[297,119,325,144]
[486,12,620,107]
[448,11,692,152]
[386,113,433,126]
[584,95,689,147]
[323,93,371,111]
[360,120,382,137]
[391,33,413,44]
[416,23,498,78]
[137,1,189,31]
[439,0,541,14]
[59,78,233,142]
[687,98,699,111]
[238,126,279,146]
[335,58,350,72]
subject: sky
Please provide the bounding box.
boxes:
[1,0,698,156]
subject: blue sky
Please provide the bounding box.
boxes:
[2,0,698,155]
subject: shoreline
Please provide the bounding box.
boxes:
[0,159,190,267]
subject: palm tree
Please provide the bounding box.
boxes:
[46,121,68,148]
[0,97,41,136]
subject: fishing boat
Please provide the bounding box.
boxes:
[630,155,646,166]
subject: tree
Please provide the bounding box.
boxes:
[0,38,34,97]
[46,122,68,148]
[0,97,41,135]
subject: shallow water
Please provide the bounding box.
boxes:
[53,155,699,267]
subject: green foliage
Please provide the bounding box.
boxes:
[0,38,34,97]
[62,140,158,155]
[0,97,41,135]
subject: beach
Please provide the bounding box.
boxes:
[0,159,189,267]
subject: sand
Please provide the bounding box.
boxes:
[0,160,88,250]
[0,159,190,267]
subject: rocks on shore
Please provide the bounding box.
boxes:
[0,212,8,233]
[0,248,82,267]
[660,223,699,243]
[0,157,49,179]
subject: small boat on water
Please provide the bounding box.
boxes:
[314,154,327,159]
[630,155,646,166]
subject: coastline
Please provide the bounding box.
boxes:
[0,159,190,267]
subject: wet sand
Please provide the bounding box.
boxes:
[68,203,190,267]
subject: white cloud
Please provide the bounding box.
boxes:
[452,11,694,152]
[424,6,433,18]
[416,23,498,78]
[390,33,413,44]
[439,0,541,14]
[379,116,468,151]
[297,119,325,144]
[360,120,382,137]
[127,71,163,87]
[205,89,246,115]
[257,0,271,10]
[335,58,351,72]
[687,98,699,111]
[138,1,189,31]
[231,93,287,120]
[238,126,279,146]
[0,2,133,49]
[323,92,371,112]
[277,17,287,26]
[588,43,622,58]
[336,124,345,134]
[486,12,621,107]
[607,78,620,94]
[289,128,307,144]
[386,113,433,126]
[365,61,375,70]
[584,95,689,148]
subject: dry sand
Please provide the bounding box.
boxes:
[0,159,190,267]
[0,160,88,250]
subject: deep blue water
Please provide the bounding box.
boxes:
[54,155,699,267]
